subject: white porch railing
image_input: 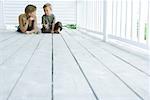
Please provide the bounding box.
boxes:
[77,0,149,49]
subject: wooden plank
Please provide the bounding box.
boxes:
[0,32,23,63]
[0,34,24,49]
[0,32,18,43]
[64,29,149,100]
[69,29,149,76]
[61,30,146,100]
[72,29,149,75]
[53,34,96,100]
[0,29,148,100]
[7,34,52,100]
[74,29,149,76]
[0,34,42,100]
[0,35,33,64]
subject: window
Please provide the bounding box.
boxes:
[2,0,77,27]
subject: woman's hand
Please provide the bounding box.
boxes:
[29,17,34,21]
[27,16,35,23]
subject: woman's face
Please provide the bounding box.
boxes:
[27,11,36,17]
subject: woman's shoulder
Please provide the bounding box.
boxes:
[19,14,26,18]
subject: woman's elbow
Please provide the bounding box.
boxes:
[34,27,38,32]
[20,28,26,33]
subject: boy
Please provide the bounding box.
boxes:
[17,4,38,34]
[41,3,62,33]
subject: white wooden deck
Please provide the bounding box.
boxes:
[0,29,149,100]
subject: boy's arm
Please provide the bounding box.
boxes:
[51,15,56,33]
[18,15,29,33]
[42,16,46,28]
[51,23,55,33]
[42,16,49,30]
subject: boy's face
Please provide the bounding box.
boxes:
[44,7,52,16]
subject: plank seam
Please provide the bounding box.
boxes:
[51,33,54,100]
[6,35,43,100]
[68,29,149,77]
[1,35,26,49]
[65,30,144,100]
[0,34,18,43]
[60,34,99,100]
[0,36,33,65]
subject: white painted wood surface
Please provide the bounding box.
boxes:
[53,34,96,100]
[0,29,149,100]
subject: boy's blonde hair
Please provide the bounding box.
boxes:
[25,4,36,14]
[43,3,52,10]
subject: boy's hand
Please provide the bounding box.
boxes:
[43,24,49,29]
[51,30,54,33]
[26,31,31,34]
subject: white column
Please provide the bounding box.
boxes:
[103,0,108,42]
[148,0,150,47]
[75,0,79,26]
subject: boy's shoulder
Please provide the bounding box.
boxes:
[51,14,55,17]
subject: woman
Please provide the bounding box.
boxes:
[17,4,38,34]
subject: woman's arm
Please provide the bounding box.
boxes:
[33,15,38,33]
[18,15,29,33]
[26,16,38,34]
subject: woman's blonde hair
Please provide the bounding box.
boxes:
[25,4,36,14]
